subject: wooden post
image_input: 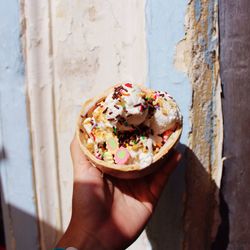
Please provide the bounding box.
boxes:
[213,1,250,249]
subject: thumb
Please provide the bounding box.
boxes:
[70,135,103,180]
[70,135,92,174]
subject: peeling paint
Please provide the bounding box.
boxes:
[146,1,190,249]
[175,0,223,249]
[13,0,223,249]
[195,0,202,21]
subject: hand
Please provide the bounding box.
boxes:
[56,136,181,250]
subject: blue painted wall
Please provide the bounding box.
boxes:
[145,1,190,249]
[0,1,39,249]
[146,0,191,143]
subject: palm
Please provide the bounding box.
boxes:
[70,137,180,250]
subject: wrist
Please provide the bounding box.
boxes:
[56,221,106,250]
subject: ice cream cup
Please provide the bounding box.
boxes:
[76,84,182,179]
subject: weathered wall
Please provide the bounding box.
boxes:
[180,1,223,249]
[0,1,39,249]
[0,0,223,249]
[146,1,223,249]
[145,1,191,249]
[23,0,148,249]
[51,0,147,232]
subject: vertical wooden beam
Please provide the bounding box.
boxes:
[213,1,250,249]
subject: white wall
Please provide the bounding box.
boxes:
[0,0,222,249]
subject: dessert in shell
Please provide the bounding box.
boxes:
[77,83,182,179]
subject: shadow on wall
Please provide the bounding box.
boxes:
[146,144,229,250]
[0,144,229,250]
[0,147,6,250]
[146,143,186,250]
[0,146,63,249]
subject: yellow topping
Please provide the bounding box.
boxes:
[93,106,105,122]
[103,151,114,163]
[86,139,94,152]
[83,117,92,126]
[93,128,106,140]
[131,143,143,151]
[162,108,168,115]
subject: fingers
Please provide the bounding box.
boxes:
[70,135,103,180]
[149,151,182,199]
[70,135,90,170]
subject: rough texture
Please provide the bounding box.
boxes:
[22,0,64,248]
[175,0,223,249]
[17,0,223,249]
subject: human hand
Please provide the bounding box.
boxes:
[56,136,181,250]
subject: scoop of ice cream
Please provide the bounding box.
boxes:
[149,91,182,134]
[121,83,148,125]
[104,83,148,130]
[126,137,154,167]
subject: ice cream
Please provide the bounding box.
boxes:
[148,91,182,134]
[104,83,148,130]
[79,83,182,169]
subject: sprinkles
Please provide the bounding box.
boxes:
[133,103,141,108]
[125,83,133,88]
[81,83,181,167]
[103,107,108,113]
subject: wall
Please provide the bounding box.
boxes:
[0,0,223,249]
[0,1,39,249]
[145,1,190,249]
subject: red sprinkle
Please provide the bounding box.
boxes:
[140,105,144,112]
[163,129,173,141]
[125,83,133,88]
[80,129,84,133]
